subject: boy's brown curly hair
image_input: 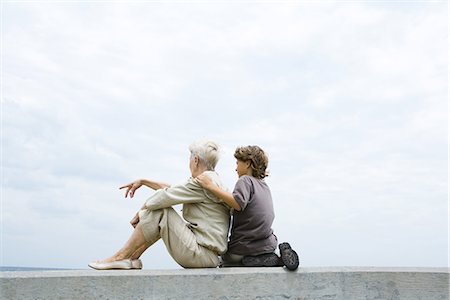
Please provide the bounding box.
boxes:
[234,145,268,179]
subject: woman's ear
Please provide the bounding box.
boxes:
[245,160,252,169]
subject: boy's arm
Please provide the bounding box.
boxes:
[196,173,241,211]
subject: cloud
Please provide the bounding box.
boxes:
[2,2,447,269]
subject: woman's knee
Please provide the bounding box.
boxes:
[175,248,219,268]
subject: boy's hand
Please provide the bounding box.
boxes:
[196,173,215,190]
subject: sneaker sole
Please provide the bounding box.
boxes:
[242,253,282,267]
[279,243,299,271]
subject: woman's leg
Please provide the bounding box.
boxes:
[157,208,219,268]
[95,207,218,268]
[98,208,173,263]
[97,225,148,263]
[130,243,151,260]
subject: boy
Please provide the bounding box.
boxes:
[196,145,299,270]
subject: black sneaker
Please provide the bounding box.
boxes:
[279,242,299,271]
[241,253,283,267]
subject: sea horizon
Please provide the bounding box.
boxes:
[0,266,75,272]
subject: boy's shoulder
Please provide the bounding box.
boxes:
[237,175,258,185]
[237,175,268,189]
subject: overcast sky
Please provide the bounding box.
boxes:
[1,1,448,270]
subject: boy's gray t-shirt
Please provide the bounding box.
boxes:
[227,175,278,255]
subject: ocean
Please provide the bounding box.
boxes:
[0,266,73,272]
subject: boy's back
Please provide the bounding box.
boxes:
[228,175,277,255]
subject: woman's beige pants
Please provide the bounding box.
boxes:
[138,207,219,268]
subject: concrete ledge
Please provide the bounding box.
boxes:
[1,267,449,299]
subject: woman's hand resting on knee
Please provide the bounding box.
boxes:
[130,212,140,228]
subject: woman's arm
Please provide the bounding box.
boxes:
[196,173,241,211]
[140,179,171,190]
[120,179,171,198]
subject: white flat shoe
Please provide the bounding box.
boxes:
[131,259,143,269]
[88,259,133,270]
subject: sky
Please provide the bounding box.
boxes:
[1,0,448,270]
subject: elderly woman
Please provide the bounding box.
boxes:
[89,140,230,270]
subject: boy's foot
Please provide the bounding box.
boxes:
[279,242,299,271]
[242,253,283,267]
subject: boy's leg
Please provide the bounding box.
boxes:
[241,252,283,267]
[221,252,244,267]
[279,242,299,271]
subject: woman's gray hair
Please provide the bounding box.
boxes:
[189,140,220,171]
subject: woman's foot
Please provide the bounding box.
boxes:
[88,257,143,270]
[88,259,133,270]
[131,259,143,269]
